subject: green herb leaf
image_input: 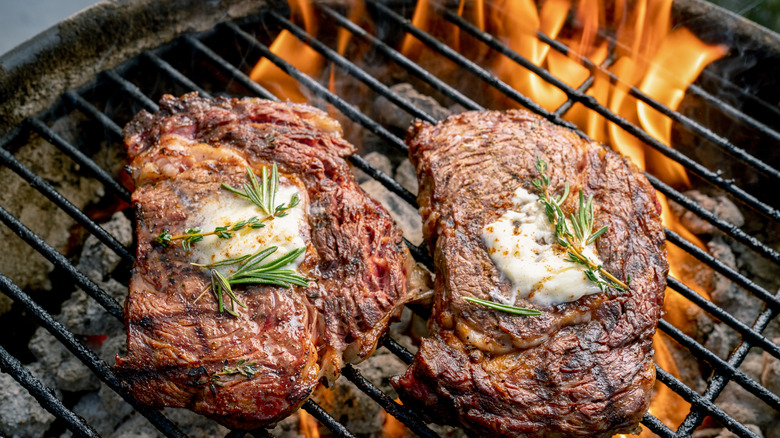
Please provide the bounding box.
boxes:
[464,297,541,316]
[193,246,310,317]
[532,157,628,295]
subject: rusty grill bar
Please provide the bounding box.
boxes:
[0,2,779,438]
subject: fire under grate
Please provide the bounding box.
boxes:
[0,1,779,437]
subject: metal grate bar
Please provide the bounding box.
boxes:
[665,229,777,311]
[342,364,439,438]
[103,69,160,112]
[382,337,415,365]
[317,4,484,112]
[64,90,124,139]
[181,35,278,101]
[0,273,188,438]
[269,10,439,124]
[667,276,780,361]
[142,51,212,98]
[0,204,124,320]
[25,116,132,202]
[648,174,780,266]
[436,8,780,221]
[654,367,760,438]
[225,22,409,154]
[658,319,780,411]
[641,413,677,438]
[687,83,780,144]
[0,343,100,438]
[0,145,134,264]
[368,1,586,137]
[677,295,780,436]
[302,399,357,438]
[349,153,418,207]
[523,25,780,182]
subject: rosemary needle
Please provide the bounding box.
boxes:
[192,246,310,316]
[155,164,300,250]
[464,297,541,316]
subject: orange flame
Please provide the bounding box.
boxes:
[299,410,321,438]
[249,0,323,102]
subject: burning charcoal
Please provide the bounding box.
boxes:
[28,328,100,392]
[374,83,452,131]
[352,151,393,184]
[76,211,133,283]
[668,190,744,235]
[716,425,764,438]
[714,353,776,436]
[394,158,418,195]
[0,362,56,437]
[360,179,424,245]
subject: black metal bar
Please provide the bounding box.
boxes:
[521,26,780,183]
[640,413,677,438]
[648,174,780,266]
[0,204,124,320]
[317,4,483,112]
[0,146,134,264]
[368,1,585,137]
[676,293,780,436]
[342,364,440,438]
[64,90,124,139]
[182,35,279,101]
[103,69,160,112]
[25,116,132,202]
[655,367,760,438]
[269,10,438,124]
[658,319,780,411]
[665,229,778,311]
[382,337,415,365]
[349,154,418,206]
[687,83,780,145]
[224,22,409,154]
[0,273,188,438]
[667,277,780,361]
[0,344,100,438]
[302,399,357,438]
[142,51,212,98]
[403,237,433,271]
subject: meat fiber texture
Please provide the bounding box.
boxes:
[115,93,419,429]
[392,110,668,437]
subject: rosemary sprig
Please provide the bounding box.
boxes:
[156,217,266,250]
[192,246,310,316]
[189,359,259,396]
[464,297,541,316]
[154,164,300,249]
[221,164,300,218]
[532,157,628,294]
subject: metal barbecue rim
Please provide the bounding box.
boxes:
[0,3,778,438]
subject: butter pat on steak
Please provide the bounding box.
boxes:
[115,93,421,429]
[392,109,668,437]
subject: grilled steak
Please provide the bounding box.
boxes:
[115,93,420,429]
[392,109,668,437]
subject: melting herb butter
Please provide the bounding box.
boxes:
[482,185,604,306]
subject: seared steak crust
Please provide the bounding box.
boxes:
[116,93,415,429]
[392,110,668,437]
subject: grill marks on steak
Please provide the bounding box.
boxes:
[116,93,417,429]
[392,109,668,437]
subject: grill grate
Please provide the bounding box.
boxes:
[0,2,779,438]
